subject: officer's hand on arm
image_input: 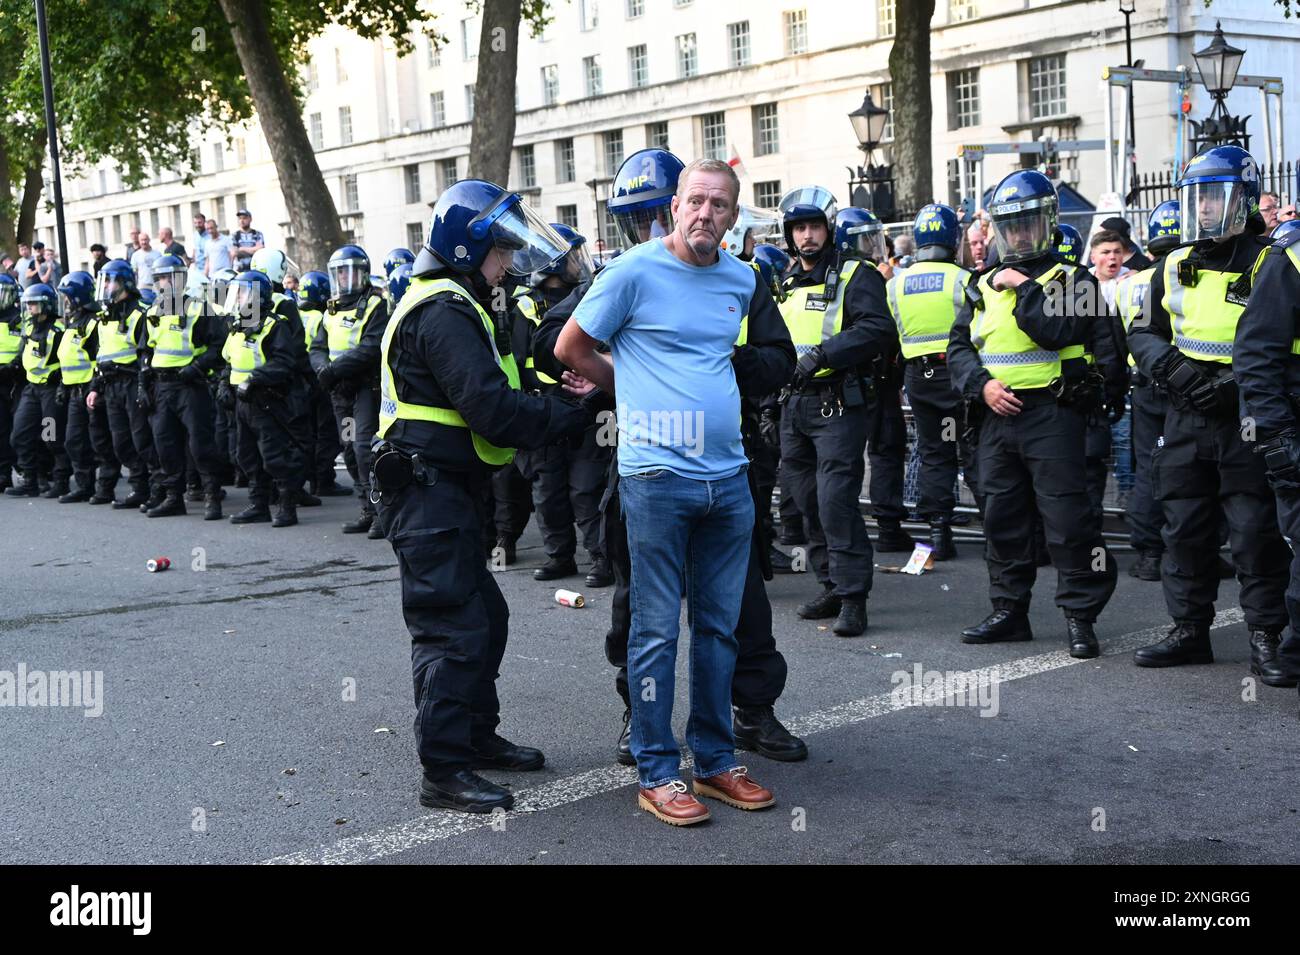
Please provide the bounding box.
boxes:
[992,268,1029,291]
[560,369,596,397]
[555,318,615,395]
[789,345,824,393]
[983,379,1023,417]
[85,390,97,410]
[316,363,337,392]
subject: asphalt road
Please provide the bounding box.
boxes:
[2,485,1297,865]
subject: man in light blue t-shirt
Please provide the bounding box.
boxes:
[557,158,794,826]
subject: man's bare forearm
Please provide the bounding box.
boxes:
[555,318,616,395]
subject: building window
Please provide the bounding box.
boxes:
[580,0,598,31]
[1029,53,1067,119]
[700,111,727,161]
[542,64,559,106]
[603,129,624,177]
[309,112,323,150]
[339,106,354,145]
[461,17,479,59]
[334,48,348,83]
[465,85,475,122]
[150,208,160,236]
[752,103,779,156]
[211,142,224,173]
[783,9,808,55]
[673,0,692,7]
[555,138,576,183]
[754,180,782,209]
[404,164,422,204]
[439,157,459,192]
[406,222,425,251]
[307,61,319,92]
[584,55,603,97]
[878,0,895,38]
[98,169,108,195]
[948,67,980,129]
[517,144,537,189]
[598,199,621,250]
[342,174,359,212]
[430,91,446,128]
[235,138,247,166]
[557,204,579,228]
[727,22,751,68]
[873,82,894,140]
[626,0,644,18]
[628,45,649,88]
[676,33,697,79]
[235,193,247,217]
[646,120,669,150]
[427,37,440,67]
[950,0,977,22]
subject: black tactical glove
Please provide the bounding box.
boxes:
[759,407,780,448]
[789,345,825,393]
[316,364,338,392]
[1259,429,1300,487]
[54,384,67,405]
[135,380,154,412]
[236,380,253,401]
[216,381,236,410]
[1159,353,1217,415]
[178,363,205,384]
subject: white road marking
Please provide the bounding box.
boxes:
[261,608,1245,865]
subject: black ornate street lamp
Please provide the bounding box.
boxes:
[846,91,895,218]
[1190,21,1249,149]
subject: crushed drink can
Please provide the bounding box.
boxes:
[555,589,585,608]
[147,557,171,573]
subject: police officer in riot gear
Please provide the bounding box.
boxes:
[1128,145,1289,670]
[372,179,588,813]
[778,186,896,637]
[947,170,1118,658]
[296,269,350,498]
[1234,216,1300,690]
[54,272,109,503]
[886,203,976,559]
[0,274,23,490]
[312,244,389,537]
[388,263,413,310]
[6,284,70,498]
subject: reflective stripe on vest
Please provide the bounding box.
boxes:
[22,323,63,384]
[971,265,1085,390]
[56,321,96,384]
[377,276,519,466]
[0,320,22,364]
[1115,267,1156,368]
[779,259,864,378]
[221,318,277,385]
[1163,246,1241,364]
[301,306,325,349]
[326,293,381,360]
[516,294,558,386]
[148,301,207,369]
[96,303,147,365]
[885,262,970,359]
[1251,241,1300,356]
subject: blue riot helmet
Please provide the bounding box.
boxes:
[912,203,961,262]
[210,267,238,316]
[752,243,790,299]
[420,178,568,277]
[95,259,137,305]
[537,223,594,286]
[834,207,885,262]
[151,253,187,313]
[297,270,330,309]
[1145,200,1181,256]
[987,169,1058,264]
[327,244,371,302]
[607,148,686,247]
[1178,145,1261,243]
[57,271,97,317]
[138,288,157,308]
[0,273,19,312]
[21,283,58,322]
[1271,218,1300,242]
[388,263,413,307]
[1054,223,1083,264]
[779,185,838,260]
[225,270,273,332]
[384,248,415,278]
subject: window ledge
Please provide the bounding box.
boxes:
[1002,114,1080,134]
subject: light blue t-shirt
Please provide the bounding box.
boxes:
[574,238,750,480]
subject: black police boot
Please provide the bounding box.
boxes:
[874,520,915,553]
[41,478,68,500]
[1133,621,1213,668]
[798,585,842,620]
[298,488,322,507]
[113,486,148,509]
[341,511,373,534]
[272,488,298,528]
[366,516,385,539]
[0,472,11,492]
[184,484,204,503]
[585,556,614,588]
[832,598,868,637]
[1066,616,1100,659]
[733,705,808,762]
[139,487,166,514]
[534,556,578,581]
[203,482,224,522]
[961,609,1033,644]
[314,479,352,497]
[778,520,807,546]
[419,769,514,813]
[471,733,545,772]
[1250,630,1297,687]
[768,545,795,574]
[929,520,957,561]
[230,501,272,524]
[615,709,635,766]
[146,492,187,518]
[88,482,116,505]
[4,472,39,497]
[59,482,92,503]
[1128,551,1162,581]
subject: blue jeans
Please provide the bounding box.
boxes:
[620,466,754,789]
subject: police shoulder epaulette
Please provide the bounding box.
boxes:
[1271,229,1300,252]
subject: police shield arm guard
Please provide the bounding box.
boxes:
[1235,240,1300,440]
[731,269,796,397]
[331,294,390,382]
[817,261,894,371]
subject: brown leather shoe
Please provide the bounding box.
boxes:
[693,766,775,810]
[637,780,711,826]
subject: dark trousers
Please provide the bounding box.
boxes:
[309,386,343,487]
[11,381,70,481]
[904,361,974,521]
[101,372,156,494]
[1127,381,1167,555]
[331,385,379,514]
[488,462,532,544]
[979,396,1117,620]
[235,391,305,505]
[1085,419,1111,530]
[514,422,609,562]
[1267,489,1300,677]
[779,389,873,600]
[149,379,221,493]
[212,383,238,480]
[867,387,907,523]
[380,476,508,777]
[1155,405,1289,630]
[0,382,17,479]
[63,383,100,491]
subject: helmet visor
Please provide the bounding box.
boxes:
[0,284,16,310]
[990,201,1056,263]
[224,283,265,324]
[778,186,838,224]
[613,204,674,246]
[328,260,369,298]
[1181,180,1248,243]
[844,225,886,262]
[485,200,570,276]
[558,243,595,285]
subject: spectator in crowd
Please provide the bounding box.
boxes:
[15,242,35,287]
[283,273,299,294]
[89,244,109,276]
[23,242,46,286]
[131,233,161,290]
[1089,229,1130,310]
[1098,216,1152,271]
[232,209,264,269]
[1260,191,1281,230]
[36,247,62,288]
[124,226,141,263]
[190,211,210,277]
[1279,202,1297,223]
[1,256,14,278]
[158,226,187,263]
[964,220,987,270]
[204,219,234,276]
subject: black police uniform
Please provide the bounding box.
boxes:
[57,309,108,501]
[269,289,317,505]
[298,302,347,494]
[8,317,71,494]
[865,348,910,540]
[1128,231,1289,663]
[1233,226,1300,686]
[0,306,24,487]
[90,293,160,507]
[374,268,587,791]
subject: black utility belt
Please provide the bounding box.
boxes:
[1009,386,1063,408]
[97,364,138,378]
[152,367,197,381]
[371,442,467,502]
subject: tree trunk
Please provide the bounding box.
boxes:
[217,0,343,270]
[16,162,44,247]
[467,0,522,186]
[887,0,935,219]
[0,137,15,253]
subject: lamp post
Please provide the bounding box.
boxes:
[846,90,894,218]
[1118,1,1138,195]
[1190,21,1249,149]
[585,176,612,258]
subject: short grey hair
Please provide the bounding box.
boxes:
[676,158,741,206]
